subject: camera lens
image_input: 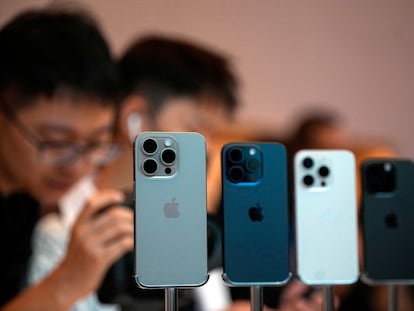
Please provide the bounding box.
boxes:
[161,148,176,165]
[142,138,157,154]
[229,165,244,183]
[303,175,314,186]
[246,158,260,172]
[318,166,330,177]
[228,147,243,163]
[142,159,158,175]
[303,157,314,169]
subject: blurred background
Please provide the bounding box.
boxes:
[1,0,413,157]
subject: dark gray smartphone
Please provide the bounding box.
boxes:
[361,158,414,284]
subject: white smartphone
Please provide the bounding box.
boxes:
[294,149,359,285]
[133,132,208,288]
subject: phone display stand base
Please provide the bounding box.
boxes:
[388,284,398,311]
[250,286,263,311]
[165,288,178,311]
[322,285,334,311]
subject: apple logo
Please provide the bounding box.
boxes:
[248,203,264,222]
[163,198,180,218]
[385,212,398,229]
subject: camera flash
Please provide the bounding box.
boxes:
[164,138,172,147]
[249,148,256,156]
[384,162,392,172]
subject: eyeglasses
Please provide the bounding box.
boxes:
[1,98,121,167]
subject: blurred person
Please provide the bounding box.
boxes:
[29,33,327,311]
[99,35,326,311]
[28,33,240,311]
[0,7,133,311]
[286,108,352,154]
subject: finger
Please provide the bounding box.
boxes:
[78,189,125,221]
[91,209,134,248]
[91,206,133,235]
[97,231,134,264]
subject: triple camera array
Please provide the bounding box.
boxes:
[300,156,331,188]
[225,146,262,183]
[140,137,177,176]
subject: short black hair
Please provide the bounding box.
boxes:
[118,35,239,115]
[0,7,119,108]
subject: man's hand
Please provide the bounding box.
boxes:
[58,189,134,301]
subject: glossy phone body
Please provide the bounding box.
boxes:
[294,149,359,285]
[361,158,414,284]
[221,142,290,286]
[133,132,208,288]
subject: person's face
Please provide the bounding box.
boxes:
[151,96,230,148]
[0,96,116,206]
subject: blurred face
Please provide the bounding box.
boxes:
[0,96,116,206]
[310,124,351,149]
[151,96,230,150]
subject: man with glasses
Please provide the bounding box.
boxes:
[0,7,133,311]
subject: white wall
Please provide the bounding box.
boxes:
[1,0,413,157]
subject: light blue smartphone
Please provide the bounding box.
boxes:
[133,132,208,288]
[221,142,291,286]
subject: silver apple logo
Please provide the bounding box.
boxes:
[163,198,180,218]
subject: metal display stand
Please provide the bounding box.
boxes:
[387,284,398,311]
[322,285,334,311]
[165,288,178,311]
[250,286,264,311]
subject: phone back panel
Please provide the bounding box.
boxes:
[134,132,208,288]
[361,158,414,284]
[294,150,359,285]
[221,142,290,285]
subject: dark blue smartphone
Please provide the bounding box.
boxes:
[221,142,291,286]
[361,158,414,284]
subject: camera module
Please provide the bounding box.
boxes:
[142,138,157,154]
[365,162,396,193]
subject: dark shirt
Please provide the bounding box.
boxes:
[0,192,40,307]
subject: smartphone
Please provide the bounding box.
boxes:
[221,142,291,285]
[361,158,414,284]
[133,132,208,288]
[294,149,359,285]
